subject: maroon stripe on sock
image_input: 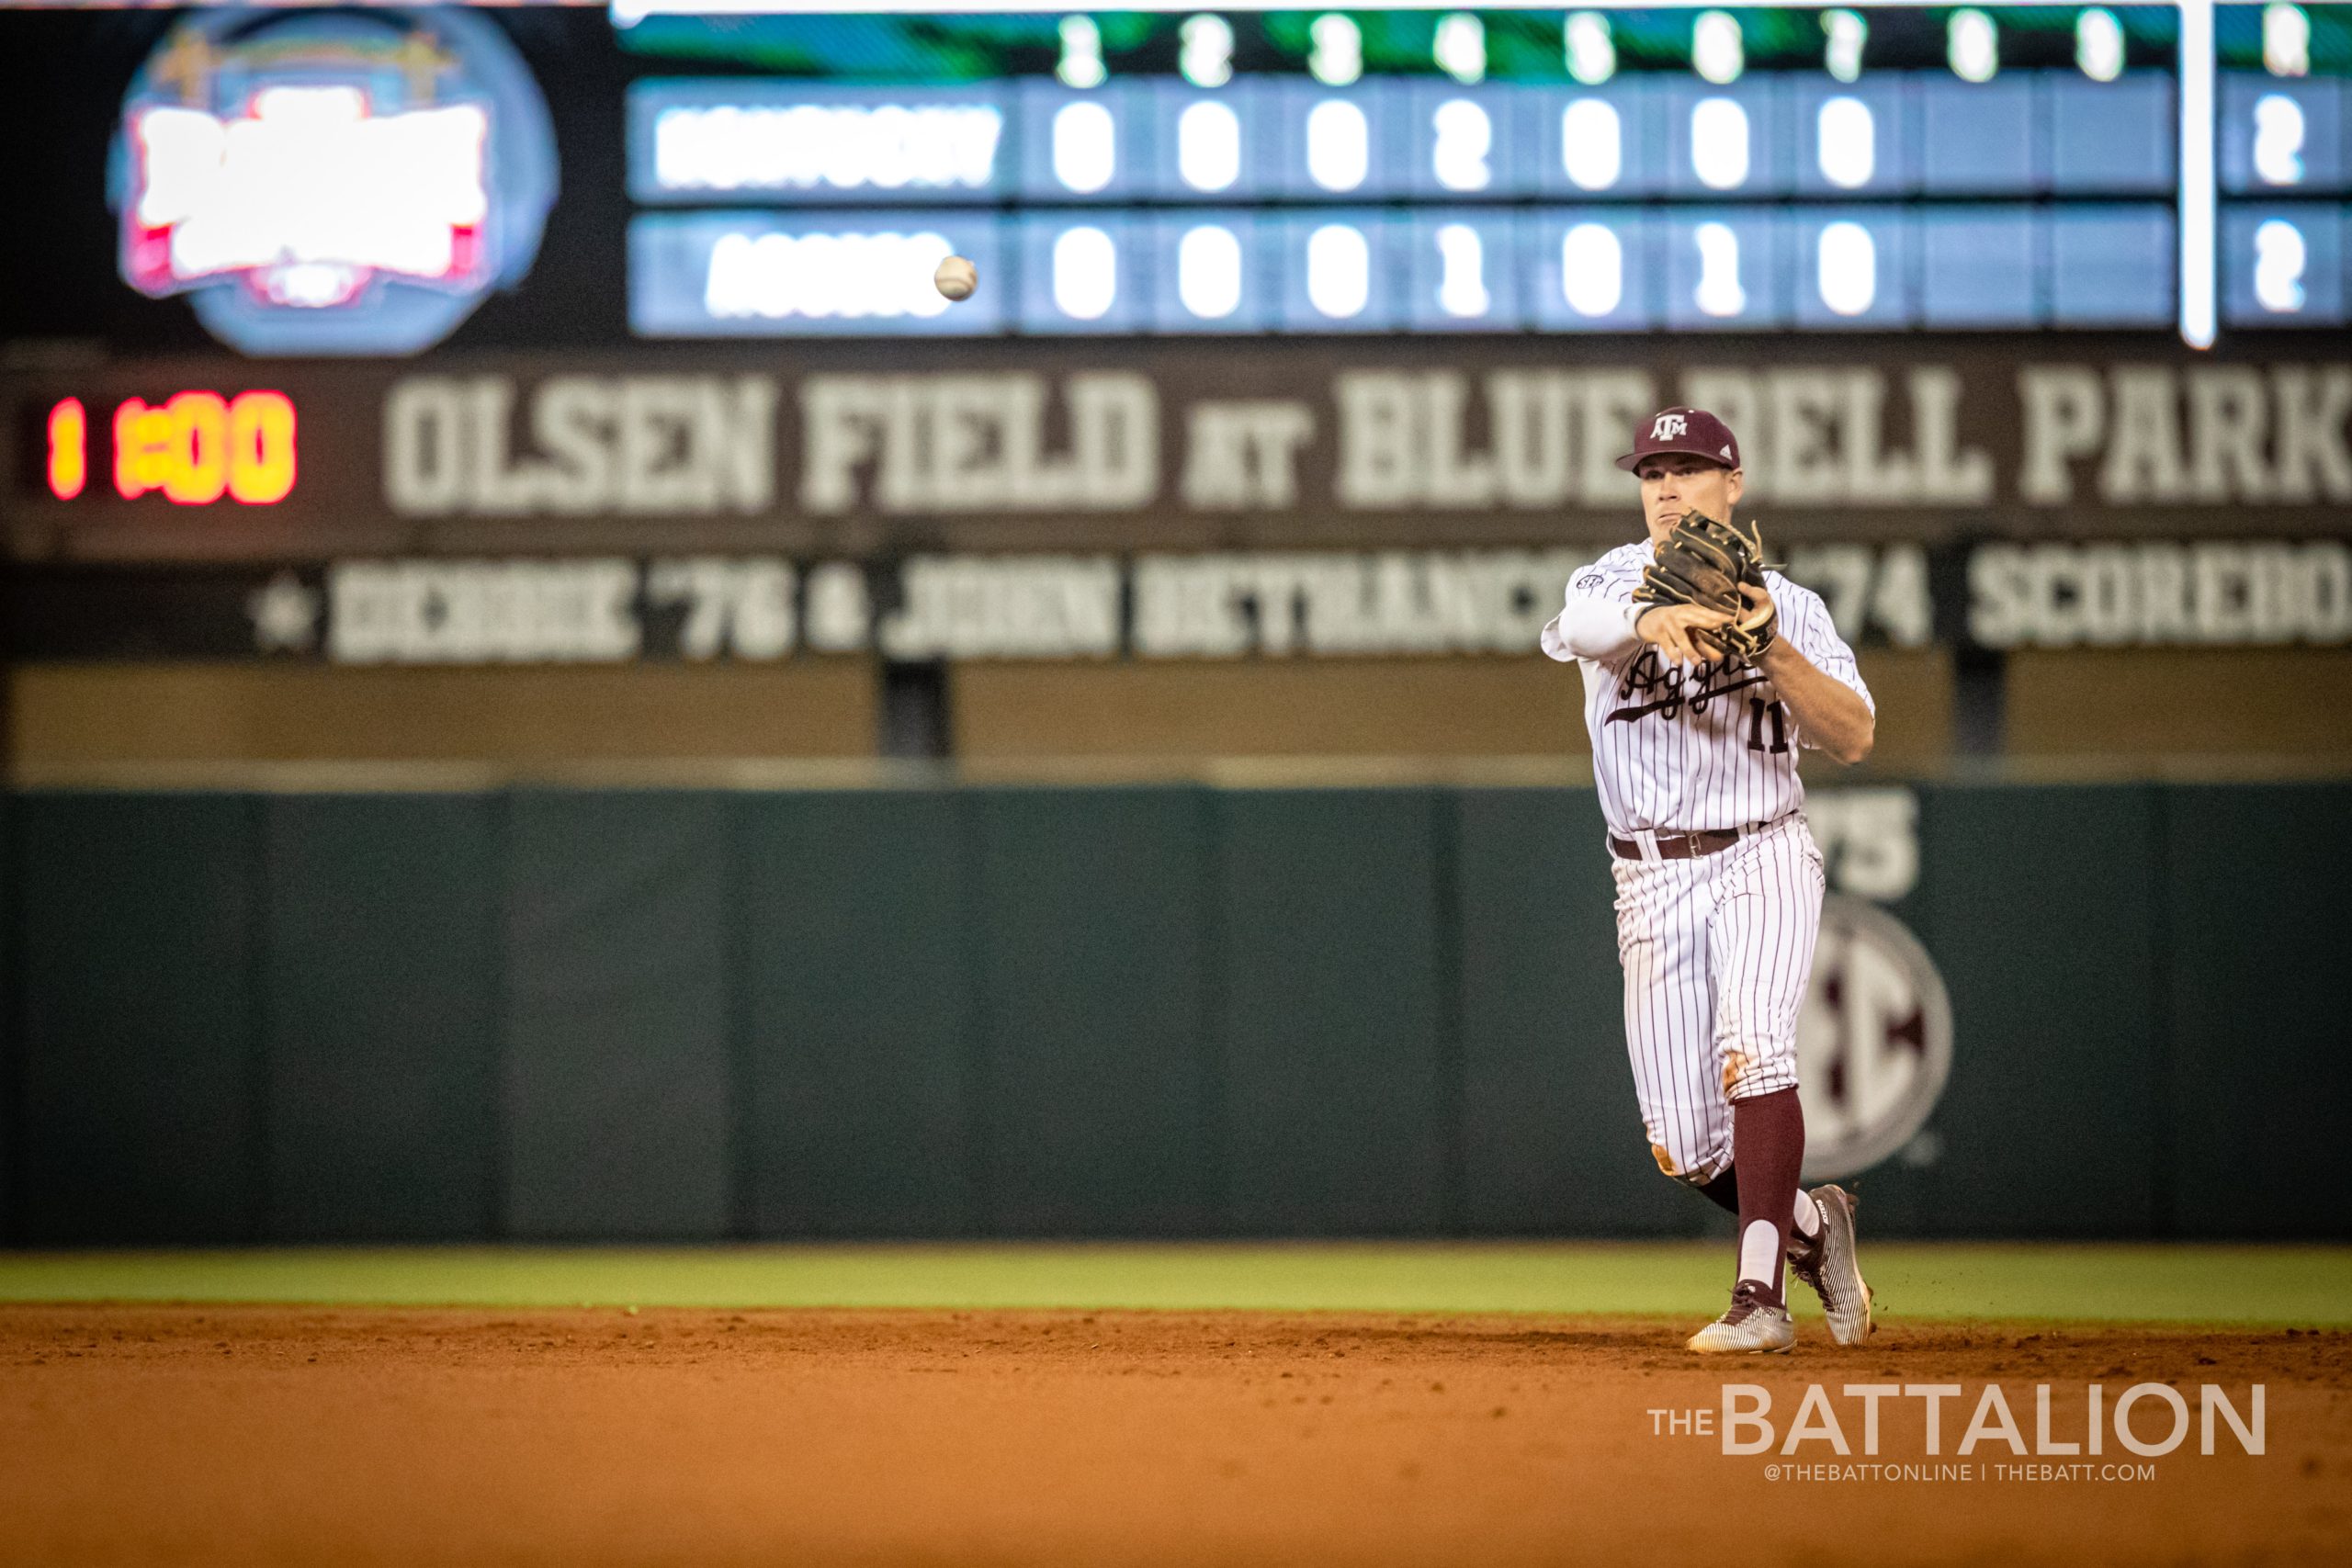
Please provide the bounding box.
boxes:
[1731,1087,1804,1307]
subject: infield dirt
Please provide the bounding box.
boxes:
[1,1305,2344,1566]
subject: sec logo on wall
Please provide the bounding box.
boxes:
[109,8,558,355]
[1796,893,1955,1182]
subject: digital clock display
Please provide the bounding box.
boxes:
[37,391,298,506]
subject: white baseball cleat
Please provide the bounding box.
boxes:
[1789,1184,1875,1346]
[1686,1281,1795,1354]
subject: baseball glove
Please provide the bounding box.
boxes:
[1634,511,1778,661]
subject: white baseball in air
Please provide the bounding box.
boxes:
[933,254,978,301]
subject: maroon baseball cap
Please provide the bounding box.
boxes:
[1616,407,1741,472]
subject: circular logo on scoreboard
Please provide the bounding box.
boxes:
[1795,894,1954,1182]
[109,8,557,355]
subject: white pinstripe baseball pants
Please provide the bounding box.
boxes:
[1610,813,1826,1188]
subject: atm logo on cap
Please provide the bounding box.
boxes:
[1651,413,1689,441]
[111,9,556,356]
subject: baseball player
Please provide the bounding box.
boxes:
[1540,407,1876,1353]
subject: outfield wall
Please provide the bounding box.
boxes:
[2,781,2344,1246]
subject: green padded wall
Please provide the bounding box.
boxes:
[1216,790,1449,1235]
[501,790,733,1240]
[261,794,501,1241]
[1454,788,1704,1236]
[1852,784,2164,1239]
[14,793,264,1244]
[1,781,2342,1245]
[2162,782,2352,1238]
[974,786,1217,1235]
[735,790,979,1237]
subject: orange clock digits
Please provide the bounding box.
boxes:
[46,399,87,500]
[109,390,295,505]
[228,392,297,504]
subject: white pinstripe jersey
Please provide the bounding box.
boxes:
[1540,540,1872,837]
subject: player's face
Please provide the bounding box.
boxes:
[1636,456,1744,545]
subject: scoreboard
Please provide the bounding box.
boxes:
[629,70,2188,335]
[607,6,2352,341]
[47,2,2352,355]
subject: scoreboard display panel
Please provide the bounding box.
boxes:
[628,72,2183,204]
[606,4,2352,341]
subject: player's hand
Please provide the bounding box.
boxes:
[1635,603,1734,665]
[1716,582,1781,663]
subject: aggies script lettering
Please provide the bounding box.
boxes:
[1606,649,1792,753]
[1605,648,1764,724]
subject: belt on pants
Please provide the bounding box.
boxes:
[1609,815,1787,863]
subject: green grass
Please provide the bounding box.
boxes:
[0,1243,2346,1325]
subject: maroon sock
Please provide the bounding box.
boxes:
[1730,1088,1805,1307]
